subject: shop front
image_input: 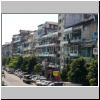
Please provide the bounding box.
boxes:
[46,67,62,81]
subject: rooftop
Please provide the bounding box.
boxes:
[45,21,58,25]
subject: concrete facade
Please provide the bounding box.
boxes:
[2,43,12,58]
[35,21,58,65]
[12,30,33,56]
[2,14,98,70]
[58,14,98,67]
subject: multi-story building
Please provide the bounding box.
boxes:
[12,30,33,56]
[58,14,98,67]
[33,30,39,54]
[2,42,12,58]
[35,21,58,64]
[38,21,58,37]
[12,34,22,56]
[2,14,98,72]
[23,34,33,57]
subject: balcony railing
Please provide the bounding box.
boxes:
[70,53,78,57]
[70,38,81,43]
[35,43,55,48]
[13,39,21,43]
[61,41,68,45]
[36,53,55,57]
[23,46,32,51]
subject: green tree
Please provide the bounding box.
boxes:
[68,57,87,85]
[66,64,70,81]
[2,57,7,66]
[7,56,19,69]
[86,60,98,86]
[16,56,23,69]
[61,67,67,81]
[28,56,37,74]
[6,57,11,66]
[21,57,29,72]
[34,64,43,74]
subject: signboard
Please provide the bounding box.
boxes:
[93,48,98,55]
[53,71,60,77]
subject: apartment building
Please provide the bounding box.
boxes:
[35,21,58,64]
[2,14,98,70]
[38,21,58,37]
[2,42,12,58]
[12,30,33,56]
[12,34,22,56]
[23,34,33,57]
[58,14,98,67]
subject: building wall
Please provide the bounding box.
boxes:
[35,21,58,64]
[58,13,98,67]
[82,21,97,40]
[2,43,12,58]
[38,21,58,37]
[12,30,32,56]
[64,14,84,28]
[81,19,98,57]
[2,14,98,70]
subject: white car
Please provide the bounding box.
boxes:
[39,76,47,80]
[41,80,52,86]
[31,75,40,82]
[30,75,40,79]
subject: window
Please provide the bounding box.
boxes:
[74,45,78,53]
[70,45,78,54]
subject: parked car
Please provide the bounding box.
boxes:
[14,70,23,77]
[18,72,23,79]
[23,75,33,84]
[37,80,52,86]
[2,70,5,78]
[31,75,40,82]
[30,75,40,79]
[35,76,47,86]
[39,76,47,80]
[48,82,64,86]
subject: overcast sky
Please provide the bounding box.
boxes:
[2,14,58,45]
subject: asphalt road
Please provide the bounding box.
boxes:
[2,71,36,86]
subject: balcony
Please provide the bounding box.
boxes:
[37,53,55,57]
[82,39,97,47]
[13,39,21,43]
[70,38,81,43]
[35,43,55,48]
[61,41,68,45]
[23,46,32,51]
[40,31,58,39]
[70,53,78,57]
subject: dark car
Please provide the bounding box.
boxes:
[23,75,33,84]
[2,70,5,78]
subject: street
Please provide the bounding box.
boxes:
[2,71,36,86]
